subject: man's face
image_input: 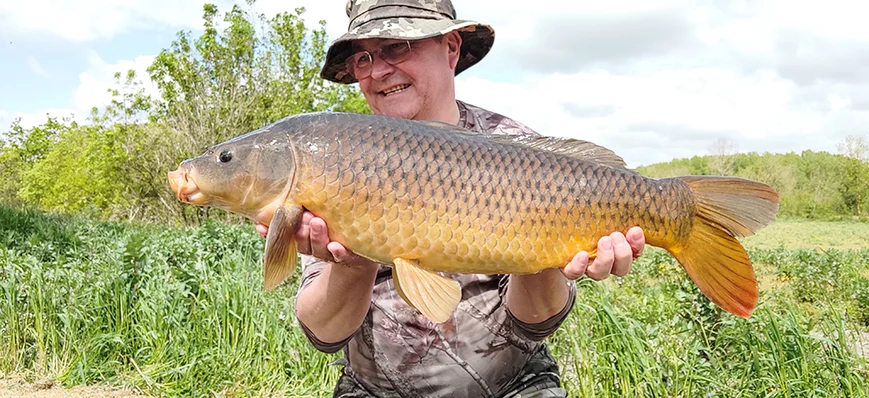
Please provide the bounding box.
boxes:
[349,33,460,121]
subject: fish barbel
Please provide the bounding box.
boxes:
[168,112,779,323]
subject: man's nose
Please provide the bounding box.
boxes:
[369,56,395,80]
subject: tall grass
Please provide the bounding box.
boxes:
[1,204,867,397]
[0,206,341,396]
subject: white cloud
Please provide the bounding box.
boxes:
[0,51,159,133]
[760,0,869,42]
[73,51,159,112]
[452,0,869,167]
[0,108,83,132]
[0,0,350,43]
[0,0,225,42]
[457,66,869,168]
[26,56,50,78]
[252,0,348,42]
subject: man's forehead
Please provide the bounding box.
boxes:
[351,37,408,51]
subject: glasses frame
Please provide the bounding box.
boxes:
[344,40,414,80]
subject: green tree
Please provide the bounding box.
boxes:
[17,122,130,215]
[795,150,846,218]
[837,135,869,216]
[0,116,71,207]
[707,138,738,176]
[635,149,862,219]
[147,1,368,159]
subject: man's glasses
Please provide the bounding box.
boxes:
[344,40,413,80]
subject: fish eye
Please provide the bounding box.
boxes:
[219,150,233,163]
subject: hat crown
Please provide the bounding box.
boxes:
[346,0,457,29]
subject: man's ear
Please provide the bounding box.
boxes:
[445,31,462,70]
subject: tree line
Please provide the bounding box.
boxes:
[637,137,869,219]
[1,1,867,224]
[0,2,368,224]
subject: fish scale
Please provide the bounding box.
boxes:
[169,111,779,322]
[293,114,693,274]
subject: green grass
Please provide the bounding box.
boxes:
[1,206,867,397]
[0,206,339,396]
[742,217,869,250]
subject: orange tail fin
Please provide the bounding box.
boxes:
[669,176,780,318]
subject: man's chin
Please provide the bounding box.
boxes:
[376,105,419,120]
[372,95,420,117]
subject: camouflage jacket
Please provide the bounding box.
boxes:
[296,100,577,397]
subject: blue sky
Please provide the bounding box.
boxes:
[2,31,175,113]
[2,0,868,167]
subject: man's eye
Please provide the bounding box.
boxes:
[355,53,372,66]
[386,42,408,55]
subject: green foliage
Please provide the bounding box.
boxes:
[636,148,869,219]
[147,2,368,155]
[16,123,131,216]
[840,157,869,216]
[549,245,869,397]
[794,150,848,218]
[0,116,71,207]
[1,205,867,396]
[750,248,869,322]
[0,204,337,396]
[0,1,368,224]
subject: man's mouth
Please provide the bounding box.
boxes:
[380,84,410,96]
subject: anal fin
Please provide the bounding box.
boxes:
[263,205,304,290]
[392,257,461,323]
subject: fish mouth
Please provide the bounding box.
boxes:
[168,168,208,204]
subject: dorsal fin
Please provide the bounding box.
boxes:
[414,120,627,168]
[497,135,626,168]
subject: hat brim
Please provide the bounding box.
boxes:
[320,18,494,84]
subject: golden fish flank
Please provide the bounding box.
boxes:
[168,112,780,323]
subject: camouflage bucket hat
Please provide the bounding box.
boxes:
[321,0,495,84]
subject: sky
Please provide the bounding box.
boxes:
[1,0,868,168]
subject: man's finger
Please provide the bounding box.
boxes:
[295,212,314,239]
[329,241,367,266]
[328,242,350,262]
[295,216,313,255]
[309,217,334,261]
[627,226,646,259]
[610,232,633,277]
[256,223,268,239]
[561,251,589,280]
[586,236,613,280]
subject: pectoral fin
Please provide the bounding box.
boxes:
[392,257,461,323]
[263,205,304,290]
[586,247,598,263]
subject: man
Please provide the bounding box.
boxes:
[256,1,646,396]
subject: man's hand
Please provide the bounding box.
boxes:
[561,226,645,281]
[256,212,376,268]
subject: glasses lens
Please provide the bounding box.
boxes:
[345,51,373,79]
[343,41,412,79]
[381,41,411,63]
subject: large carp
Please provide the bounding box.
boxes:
[168,112,779,323]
